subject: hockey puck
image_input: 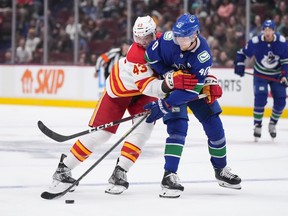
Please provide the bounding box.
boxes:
[65,200,75,204]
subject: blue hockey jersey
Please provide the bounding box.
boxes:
[236,33,288,77]
[145,31,212,106]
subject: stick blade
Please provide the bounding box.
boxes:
[37,120,46,131]
[37,120,67,142]
[40,191,63,200]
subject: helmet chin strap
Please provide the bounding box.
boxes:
[187,37,197,50]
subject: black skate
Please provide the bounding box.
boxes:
[49,154,77,193]
[159,171,184,198]
[214,167,241,190]
[253,124,262,142]
[268,122,276,139]
[105,166,129,195]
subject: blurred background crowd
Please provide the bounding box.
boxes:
[0,0,287,66]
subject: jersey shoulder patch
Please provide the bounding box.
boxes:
[197,50,211,63]
[251,36,259,44]
[279,35,286,43]
[126,43,146,64]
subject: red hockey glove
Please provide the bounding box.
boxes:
[162,70,198,93]
[202,75,223,104]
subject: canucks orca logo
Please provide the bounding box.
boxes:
[261,51,279,69]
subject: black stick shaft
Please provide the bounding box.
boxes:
[38,94,207,142]
[38,111,149,142]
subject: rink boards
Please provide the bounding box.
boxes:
[0,65,287,117]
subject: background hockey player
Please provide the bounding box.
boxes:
[144,13,241,198]
[234,19,288,141]
[44,16,198,196]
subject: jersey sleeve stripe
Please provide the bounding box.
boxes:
[101,54,110,63]
[113,62,128,92]
[109,63,141,97]
[135,76,158,93]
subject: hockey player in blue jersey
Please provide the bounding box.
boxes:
[144,13,241,198]
[234,19,288,141]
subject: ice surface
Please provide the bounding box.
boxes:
[0,105,287,216]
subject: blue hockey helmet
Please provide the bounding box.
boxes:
[172,13,200,38]
[262,19,276,30]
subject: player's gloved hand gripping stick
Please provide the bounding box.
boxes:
[37,111,149,142]
[144,93,207,123]
[244,71,288,87]
[38,94,207,142]
[38,71,199,142]
[144,75,221,123]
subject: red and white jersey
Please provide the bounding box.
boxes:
[106,42,166,99]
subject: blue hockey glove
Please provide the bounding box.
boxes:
[234,61,245,77]
[144,99,170,123]
[280,70,288,86]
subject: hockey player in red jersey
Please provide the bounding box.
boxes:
[46,16,199,195]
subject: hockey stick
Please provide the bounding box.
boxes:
[38,111,149,142]
[38,94,207,142]
[245,71,288,86]
[40,114,148,200]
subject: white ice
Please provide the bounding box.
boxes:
[0,105,287,216]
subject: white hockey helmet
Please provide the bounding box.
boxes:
[133,16,156,37]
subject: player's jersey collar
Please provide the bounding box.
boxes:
[189,37,200,53]
[260,34,277,42]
